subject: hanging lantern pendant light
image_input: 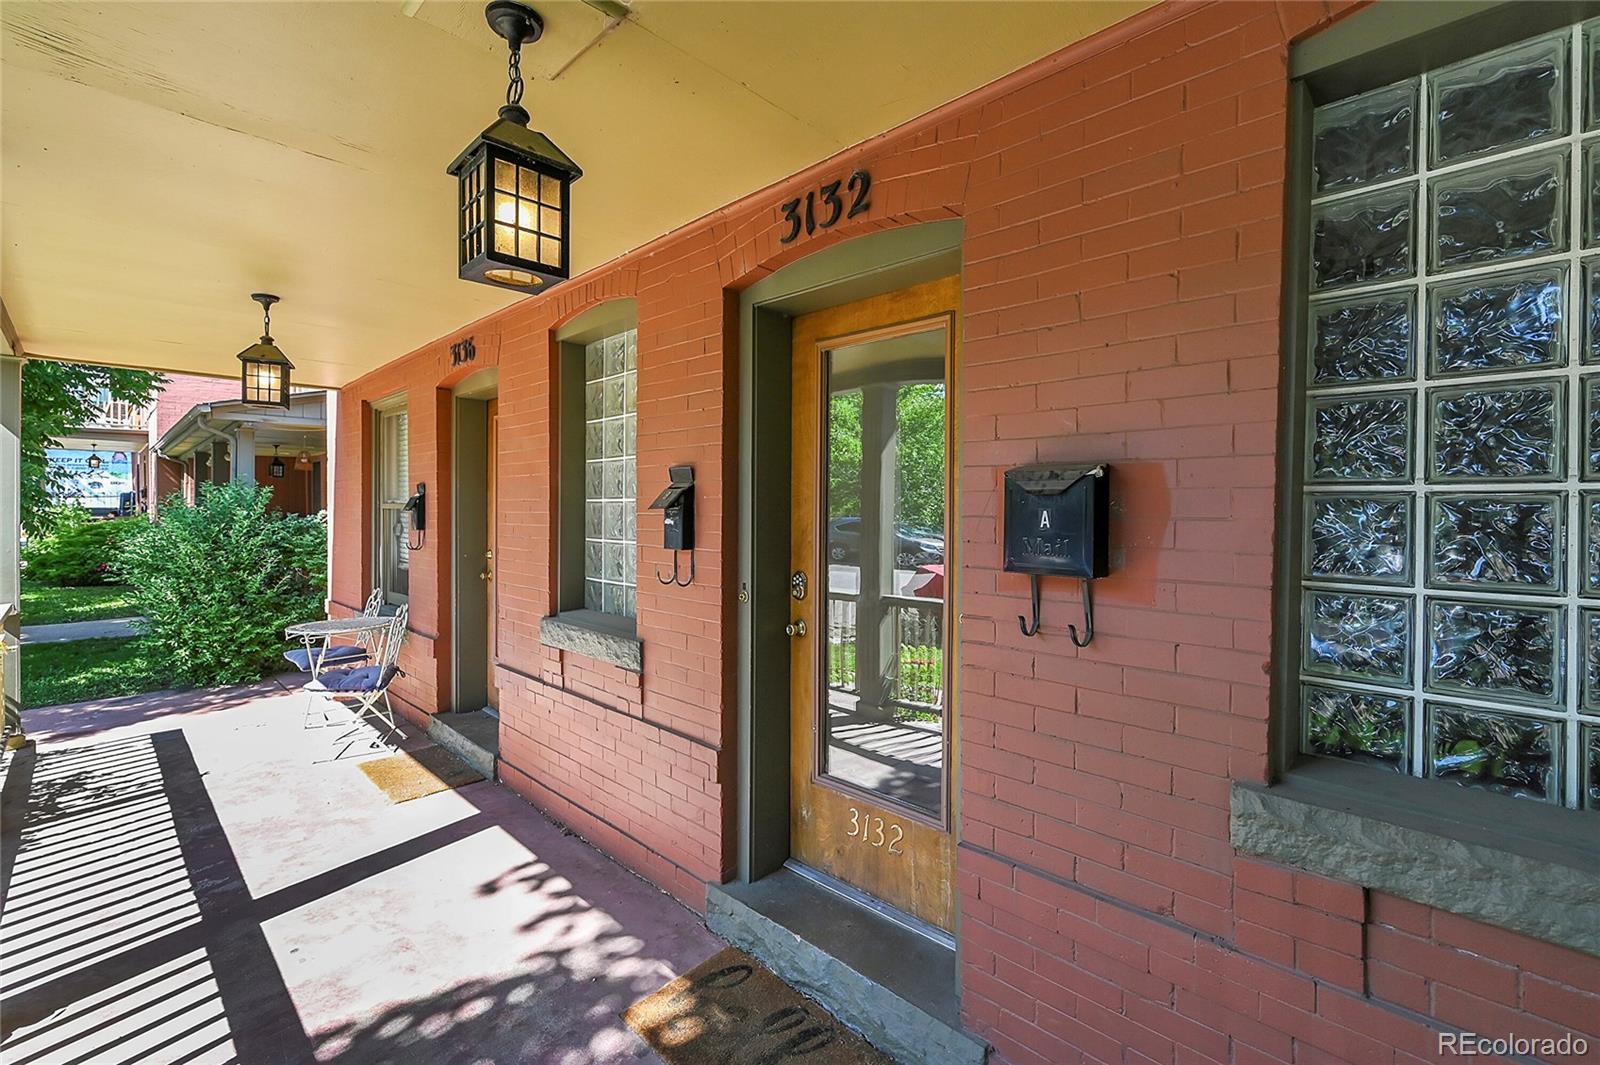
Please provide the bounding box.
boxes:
[238,293,294,408]
[447,1,582,293]
[269,445,286,479]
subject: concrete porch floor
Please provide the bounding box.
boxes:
[0,679,723,1064]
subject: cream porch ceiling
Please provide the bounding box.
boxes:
[1,0,1147,387]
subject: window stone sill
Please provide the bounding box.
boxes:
[538,610,641,673]
[1231,759,1600,958]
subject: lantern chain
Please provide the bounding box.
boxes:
[505,41,524,109]
[260,301,272,341]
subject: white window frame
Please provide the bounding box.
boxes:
[373,401,410,606]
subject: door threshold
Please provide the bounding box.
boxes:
[426,709,498,781]
[707,869,986,1065]
[783,859,955,950]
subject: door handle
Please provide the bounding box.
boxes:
[479,570,493,582]
[784,619,807,638]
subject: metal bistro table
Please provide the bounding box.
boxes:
[285,615,393,679]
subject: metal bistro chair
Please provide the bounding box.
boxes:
[283,588,384,677]
[308,605,409,757]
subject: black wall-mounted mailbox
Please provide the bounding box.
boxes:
[1003,464,1109,578]
[648,465,695,551]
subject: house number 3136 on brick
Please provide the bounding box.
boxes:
[778,170,871,243]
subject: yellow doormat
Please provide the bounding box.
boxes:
[624,946,895,1065]
[358,745,483,803]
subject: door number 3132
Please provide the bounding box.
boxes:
[779,170,871,243]
[847,806,903,855]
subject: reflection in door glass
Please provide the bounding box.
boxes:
[821,326,948,817]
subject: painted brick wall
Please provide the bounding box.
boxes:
[333,2,1600,1062]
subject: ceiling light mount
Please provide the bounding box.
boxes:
[486,1,543,52]
[250,292,280,341]
[488,2,543,124]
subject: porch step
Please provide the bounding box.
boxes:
[426,710,498,780]
[707,869,988,1065]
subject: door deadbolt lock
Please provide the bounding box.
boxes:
[784,619,807,638]
[791,570,807,600]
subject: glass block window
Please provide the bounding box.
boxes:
[1301,24,1600,808]
[583,328,637,617]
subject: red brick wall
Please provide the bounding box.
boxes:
[333,2,1600,1062]
[149,373,238,440]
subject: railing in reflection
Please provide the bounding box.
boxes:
[825,592,943,717]
[81,391,151,431]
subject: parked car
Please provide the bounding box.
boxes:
[827,516,944,568]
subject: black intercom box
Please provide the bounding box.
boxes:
[648,465,695,551]
[1002,464,1109,578]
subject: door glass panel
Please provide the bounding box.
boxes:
[821,325,948,817]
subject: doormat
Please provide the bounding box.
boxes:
[623,946,896,1065]
[358,744,483,803]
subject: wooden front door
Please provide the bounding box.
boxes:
[485,398,500,711]
[788,276,959,931]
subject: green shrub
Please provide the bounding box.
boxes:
[115,482,327,686]
[21,509,148,586]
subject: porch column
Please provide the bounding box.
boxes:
[324,390,336,610]
[233,424,256,486]
[855,382,898,722]
[1,341,22,731]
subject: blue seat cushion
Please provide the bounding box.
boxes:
[308,664,398,695]
[283,644,368,671]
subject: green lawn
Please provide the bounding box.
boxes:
[21,637,173,709]
[20,582,140,625]
[827,640,943,723]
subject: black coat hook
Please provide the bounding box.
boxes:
[1067,579,1094,648]
[656,549,695,588]
[1018,575,1042,637]
[1017,575,1095,646]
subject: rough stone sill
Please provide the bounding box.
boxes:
[538,610,642,673]
[1231,759,1599,958]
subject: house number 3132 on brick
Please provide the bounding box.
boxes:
[778,170,870,243]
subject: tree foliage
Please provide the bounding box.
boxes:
[21,510,148,585]
[20,361,164,534]
[115,483,327,687]
[826,384,946,531]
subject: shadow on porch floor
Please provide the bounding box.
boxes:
[0,680,721,1064]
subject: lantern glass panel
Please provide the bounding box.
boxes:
[243,363,285,405]
[494,159,516,191]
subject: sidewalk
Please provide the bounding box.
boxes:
[19,616,142,644]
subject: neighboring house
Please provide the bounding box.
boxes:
[152,387,327,515]
[48,389,150,516]
[53,374,327,517]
